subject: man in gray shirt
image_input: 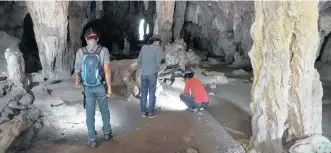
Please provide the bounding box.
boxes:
[74,28,113,148]
[138,34,163,118]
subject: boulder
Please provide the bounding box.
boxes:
[289,134,331,153]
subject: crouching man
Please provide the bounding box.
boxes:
[180,70,209,112]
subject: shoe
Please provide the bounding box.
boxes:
[186,108,198,112]
[104,133,113,141]
[88,140,97,148]
[141,112,147,118]
[199,107,204,111]
[148,112,159,118]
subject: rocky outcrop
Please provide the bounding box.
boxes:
[153,1,175,47]
[68,1,91,74]
[173,1,187,40]
[183,1,254,66]
[248,1,326,153]
[26,1,70,79]
[0,2,28,38]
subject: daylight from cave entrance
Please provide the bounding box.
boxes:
[139,19,145,41]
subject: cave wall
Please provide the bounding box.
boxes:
[249,1,323,152]
[26,1,70,79]
[181,1,254,66]
[0,2,28,38]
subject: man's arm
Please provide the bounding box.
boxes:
[74,49,83,87]
[183,80,189,95]
[156,46,162,70]
[137,46,143,69]
[102,48,112,96]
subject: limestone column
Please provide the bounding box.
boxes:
[248,1,322,153]
[26,1,69,79]
[173,1,187,40]
[153,1,175,46]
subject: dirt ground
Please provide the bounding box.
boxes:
[25,74,245,153]
[23,64,331,153]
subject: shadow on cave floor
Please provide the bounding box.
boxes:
[26,78,244,153]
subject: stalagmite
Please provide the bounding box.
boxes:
[26,1,69,79]
[173,1,187,40]
[95,1,103,20]
[249,1,328,153]
[153,1,175,46]
[68,1,90,74]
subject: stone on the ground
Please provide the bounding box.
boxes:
[232,69,249,76]
[164,39,186,67]
[289,134,331,153]
[208,57,222,65]
[0,116,9,124]
[31,84,48,97]
[0,90,24,112]
[186,49,201,66]
[210,84,216,89]
[0,81,13,98]
[192,68,228,85]
[171,77,185,90]
[18,93,34,105]
[0,106,40,153]
[186,147,198,153]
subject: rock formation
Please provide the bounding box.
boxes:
[153,1,175,47]
[249,1,328,153]
[26,1,70,79]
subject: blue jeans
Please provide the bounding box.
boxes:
[140,73,157,113]
[84,84,112,141]
[180,94,209,109]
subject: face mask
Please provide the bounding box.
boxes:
[87,41,97,46]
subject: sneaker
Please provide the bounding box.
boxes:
[88,140,97,148]
[104,133,113,141]
[148,111,159,118]
[141,112,147,118]
[199,107,204,111]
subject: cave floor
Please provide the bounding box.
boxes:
[25,75,245,153]
[24,64,331,153]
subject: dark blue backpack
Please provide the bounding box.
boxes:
[80,45,104,86]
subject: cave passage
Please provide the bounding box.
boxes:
[19,13,41,73]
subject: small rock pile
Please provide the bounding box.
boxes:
[0,38,42,153]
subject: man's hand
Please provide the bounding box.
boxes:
[106,87,112,97]
[75,80,82,88]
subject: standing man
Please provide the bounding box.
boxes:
[74,28,113,148]
[138,35,163,118]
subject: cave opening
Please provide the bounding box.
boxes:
[79,1,153,61]
[19,13,41,73]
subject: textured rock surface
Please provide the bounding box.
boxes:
[289,134,331,153]
[0,106,40,153]
[248,1,325,153]
[0,2,28,38]
[173,1,187,40]
[26,1,70,79]
[0,31,20,73]
[154,1,175,46]
[67,1,90,73]
[183,1,254,66]
[5,47,27,89]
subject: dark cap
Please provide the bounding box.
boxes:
[151,34,161,41]
[84,28,99,40]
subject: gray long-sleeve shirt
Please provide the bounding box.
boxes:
[138,44,162,75]
[74,44,110,75]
